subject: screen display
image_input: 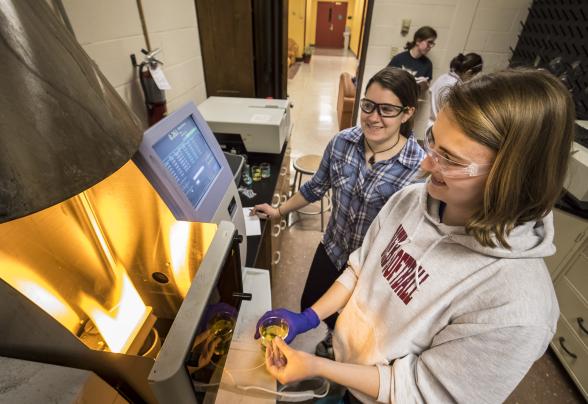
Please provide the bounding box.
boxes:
[153,117,222,209]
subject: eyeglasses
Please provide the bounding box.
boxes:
[423,127,492,178]
[359,98,407,118]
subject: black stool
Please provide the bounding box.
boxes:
[291,154,331,232]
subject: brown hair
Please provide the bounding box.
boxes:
[444,68,576,248]
[366,67,419,136]
[404,26,437,50]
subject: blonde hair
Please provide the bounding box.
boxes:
[444,68,576,248]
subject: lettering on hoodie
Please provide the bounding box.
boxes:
[380,225,429,304]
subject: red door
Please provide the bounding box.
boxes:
[315,2,348,48]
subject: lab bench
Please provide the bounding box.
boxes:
[241,139,292,277]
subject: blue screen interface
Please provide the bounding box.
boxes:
[153,116,221,209]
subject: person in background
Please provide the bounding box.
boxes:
[427,52,483,130]
[388,26,437,88]
[251,67,425,358]
[258,68,575,403]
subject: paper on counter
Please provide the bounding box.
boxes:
[243,208,261,236]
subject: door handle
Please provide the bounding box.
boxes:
[273,250,281,265]
[271,193,280,208]
[272,224,281,237]
[559,337,577,359]
[232,292,252,301]
[578,317,588,335]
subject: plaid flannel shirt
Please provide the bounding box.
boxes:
[299,126,425,270]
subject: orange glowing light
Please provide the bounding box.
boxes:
[0,255,80,332]
[79,271,150,353]
[73,193,150,353]
[170,221,192,298]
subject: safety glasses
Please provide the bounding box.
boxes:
[359,98,407,118]
[423,127,492,178]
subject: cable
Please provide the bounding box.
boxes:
[191,359,330,401]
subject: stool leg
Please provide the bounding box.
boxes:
[291,170,298,195]
[298,171,303,191]
[320,197,324,232]
[289,170,299,228]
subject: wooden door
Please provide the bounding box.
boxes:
[315,1,348,48]
[195,0,255,97]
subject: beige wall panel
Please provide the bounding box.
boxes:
[471,7,520,32]
[168,85,207,113]
[161,58,203,101]
[141,0,206,113]
[141,0,197,31]
[362,0,531,93]
[465,29,489,51]
[62,0,143,45]
[148,28,200,68]
[61,0,207,122]
[359,0,531,134]
[61,0,147,124]
[83,37,146,88]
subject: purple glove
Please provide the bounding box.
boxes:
[254,307,320,343]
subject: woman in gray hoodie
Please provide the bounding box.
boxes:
[257,68,576,403]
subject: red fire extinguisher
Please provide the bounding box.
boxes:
[131,48,167,126]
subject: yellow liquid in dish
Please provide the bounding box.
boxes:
[209,318,234,356]
[252,168,262,182]
[260,324,288,349]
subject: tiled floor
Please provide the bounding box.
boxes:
[272,52,585,403]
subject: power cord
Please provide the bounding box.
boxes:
[192,360,330,401]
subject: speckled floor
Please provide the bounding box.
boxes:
[271,53,585,403]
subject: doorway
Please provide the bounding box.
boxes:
[315,1,348,48]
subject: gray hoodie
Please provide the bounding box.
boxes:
[333,182,559,403]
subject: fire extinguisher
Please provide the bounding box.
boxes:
[131,48,167,126]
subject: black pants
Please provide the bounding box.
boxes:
[342,390,363,403]
[300,242,342,330]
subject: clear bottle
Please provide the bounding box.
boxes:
[242,163,253,186]
[260,162,271,178]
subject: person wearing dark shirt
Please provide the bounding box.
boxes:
[388,26,437,85]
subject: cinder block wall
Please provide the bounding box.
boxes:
[360,0,531,138]
[58,0,206,126]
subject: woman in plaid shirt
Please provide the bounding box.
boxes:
[252,67,425,339]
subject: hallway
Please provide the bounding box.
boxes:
[271,54,584,403]
[286,54,357,163]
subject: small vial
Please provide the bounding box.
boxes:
[260,162,271,178]
[242,164,253,186]
[251,165,262,182]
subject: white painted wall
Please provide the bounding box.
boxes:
[466,0,532,73]
[141,0,206,112]
[59,0,206,127]
[361,0,531,138]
